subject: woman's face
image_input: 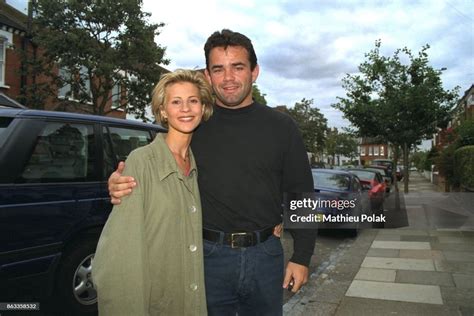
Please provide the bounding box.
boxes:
[162,82,204,135]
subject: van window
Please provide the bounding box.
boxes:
[0,117,12,145]
[18,122,96,183]
[103,126,154,177]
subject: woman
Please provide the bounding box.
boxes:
[93,69,213,315]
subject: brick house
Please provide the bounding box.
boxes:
[0,0,27,102]
[359,137,390,166]
[453,84,474,124]
[0,0,155,119]
[433,84,474,149]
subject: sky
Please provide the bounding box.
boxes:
[8,0,474,130]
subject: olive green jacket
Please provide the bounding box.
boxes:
[93,133,207,316]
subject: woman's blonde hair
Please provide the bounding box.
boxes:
[151,69,213,126]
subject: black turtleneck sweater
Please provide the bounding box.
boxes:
[191,102,316,266]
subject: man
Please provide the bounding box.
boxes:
[109,29,316,315]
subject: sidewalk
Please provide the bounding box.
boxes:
[284,172,474,316]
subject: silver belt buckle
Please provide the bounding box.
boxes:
[231,232,251,248]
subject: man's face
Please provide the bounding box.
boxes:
[205,46,259,109]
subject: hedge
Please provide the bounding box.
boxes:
[454,145,474,191]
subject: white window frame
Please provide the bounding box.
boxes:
[57,66,92,104]
[111,83,124,111]
[0,30,13,88]
[58,67,72,98]
[361,146,366,156]
[374,146,379,156]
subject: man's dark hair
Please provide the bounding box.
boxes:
[204,29,258,71]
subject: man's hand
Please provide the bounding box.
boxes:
[282,262,309,293]
[108,161,136,205]
[273,223,283,238]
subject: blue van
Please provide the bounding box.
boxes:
[0,109,165,314]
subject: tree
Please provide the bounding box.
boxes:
[410,150,428,171]
[23,0,169,120]
[287,98,328,155]
[252,84,267,105]
[436,119,474,190]
[326,129,359,166]
[333,40,458,192]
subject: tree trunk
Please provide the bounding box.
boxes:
[403,143,409,193]
[392,144,399,193]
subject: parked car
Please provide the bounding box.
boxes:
[366,165,392,193]
[311,161,326,169]
[396,166,404,181]
[371,159,394,181]
[0,109,166,314]
[347,169,385,228]
[311,169,366,236]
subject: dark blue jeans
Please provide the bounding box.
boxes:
[203,235,284,316]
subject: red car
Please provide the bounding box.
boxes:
[348,168,386,226]
[366,165,392,193]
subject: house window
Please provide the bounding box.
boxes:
[369,146,373,156]
[58,66,91,101]
[380,146,385,156]
[374,146,379,156]
[58,67,72,98]
[19,122,96,183]
[111,84,122,110]
[361,146,366,156]
[79,66,91,99]
[0,31,12,87]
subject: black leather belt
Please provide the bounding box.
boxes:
[203,226,275,248]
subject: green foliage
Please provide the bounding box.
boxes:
[333,40,459,149]
[437,119,474,187]
[333,40,459,192]
[411,150,428,171]
[26,0,169,118]
[15,45,57,109]
[455,119,474,147]
[454,145,474,190]
[437,144,457,185]
[252,84,267,105]
[425,147,438,171]
[325,129,359,164]
[287,98,328,154]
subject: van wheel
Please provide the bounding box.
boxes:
[55,236,98,315]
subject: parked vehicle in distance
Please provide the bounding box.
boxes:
[311,169,366,236]
[366,165,392,193]
[396,166,404,181]
[347,169,385,228]
[311,161,326,169]
[0,109,166,314]
[371,159,394,181]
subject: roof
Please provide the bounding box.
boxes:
[0,93,27,109]
[0,2,27,33]
[0,108,167,131]
[311,168,354,176]
[366,165,388,170]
